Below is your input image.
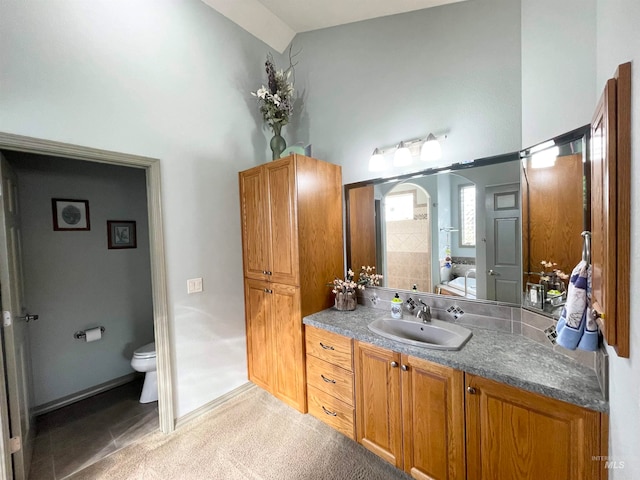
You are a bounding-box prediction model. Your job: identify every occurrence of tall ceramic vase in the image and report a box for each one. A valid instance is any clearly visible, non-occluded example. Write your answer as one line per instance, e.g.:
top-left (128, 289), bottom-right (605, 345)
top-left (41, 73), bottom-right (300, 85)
top-left (270, 123), bottom-right (287, 160)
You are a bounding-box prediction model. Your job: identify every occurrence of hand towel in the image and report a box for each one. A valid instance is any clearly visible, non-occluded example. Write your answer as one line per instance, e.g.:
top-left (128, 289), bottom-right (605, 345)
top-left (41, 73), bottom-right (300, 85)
top-left (555, 260), bottom-right (598, 351)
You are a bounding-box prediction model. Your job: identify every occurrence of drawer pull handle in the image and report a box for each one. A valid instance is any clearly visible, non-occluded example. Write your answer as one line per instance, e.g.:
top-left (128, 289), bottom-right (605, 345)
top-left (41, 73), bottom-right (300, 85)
top-left (321, 374), bottom-right (336, 384)
top-left (319, 342), bottom-right (335, 350)
top-left (322, 406), bottom-right (338, 417)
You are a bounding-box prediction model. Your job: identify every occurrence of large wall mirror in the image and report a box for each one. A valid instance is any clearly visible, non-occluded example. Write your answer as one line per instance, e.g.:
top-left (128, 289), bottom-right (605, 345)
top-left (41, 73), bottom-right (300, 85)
top-left (346, 152), bottom-right (522, 305)
top-left (521, 125), bottom-right (590, 317)
top-left (345, 125), bottom-right (590, 312)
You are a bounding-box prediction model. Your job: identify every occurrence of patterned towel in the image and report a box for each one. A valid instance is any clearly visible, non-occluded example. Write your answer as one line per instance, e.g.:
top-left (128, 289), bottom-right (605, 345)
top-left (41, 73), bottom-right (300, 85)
top-left (555, 260), bottom-right (598, 351)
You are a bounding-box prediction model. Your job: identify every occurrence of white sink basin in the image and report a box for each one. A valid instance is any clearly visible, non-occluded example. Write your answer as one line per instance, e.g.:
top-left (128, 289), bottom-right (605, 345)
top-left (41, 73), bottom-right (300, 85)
top-left (368, 318), bottom-right (472, 351)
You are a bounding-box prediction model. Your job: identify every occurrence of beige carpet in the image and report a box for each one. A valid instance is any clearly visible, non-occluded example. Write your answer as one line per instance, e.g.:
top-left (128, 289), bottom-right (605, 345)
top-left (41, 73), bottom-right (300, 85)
top-left (68, 385), bottom-right (411, 480)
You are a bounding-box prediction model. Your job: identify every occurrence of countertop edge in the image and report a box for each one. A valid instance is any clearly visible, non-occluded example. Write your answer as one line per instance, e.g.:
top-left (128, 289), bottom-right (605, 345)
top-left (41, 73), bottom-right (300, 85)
top-left (303, 312), bottom-right (609, 414)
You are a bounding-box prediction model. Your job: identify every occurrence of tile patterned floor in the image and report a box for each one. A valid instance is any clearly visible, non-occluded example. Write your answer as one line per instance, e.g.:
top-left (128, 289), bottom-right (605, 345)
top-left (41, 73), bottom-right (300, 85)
top-left (29, 379), bottom-right (158, 480)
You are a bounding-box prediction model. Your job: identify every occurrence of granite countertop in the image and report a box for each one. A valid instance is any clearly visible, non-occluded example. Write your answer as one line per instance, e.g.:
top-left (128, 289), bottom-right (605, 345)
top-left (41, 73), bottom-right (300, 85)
top-left (303, 306), bottom-right (608, 413)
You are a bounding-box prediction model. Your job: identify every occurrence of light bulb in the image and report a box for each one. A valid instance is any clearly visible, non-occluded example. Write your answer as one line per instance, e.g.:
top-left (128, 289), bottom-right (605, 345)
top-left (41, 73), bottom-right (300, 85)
top-left (393, 141), bottom-right (412, 167)
top-left (420, 133), bottom-right (442, 162)
top-left (368, 148), bottom-right (386, 171)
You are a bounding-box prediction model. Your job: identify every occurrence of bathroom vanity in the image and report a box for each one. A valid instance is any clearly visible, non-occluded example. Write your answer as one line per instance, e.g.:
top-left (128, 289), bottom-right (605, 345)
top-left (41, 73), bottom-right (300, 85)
top-left (304, 306), bottom-right (607, 480)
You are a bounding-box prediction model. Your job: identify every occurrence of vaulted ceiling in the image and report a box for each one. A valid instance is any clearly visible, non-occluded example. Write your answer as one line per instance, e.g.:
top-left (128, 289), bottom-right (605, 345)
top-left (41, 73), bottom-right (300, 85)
top-left (201, 0), bottom-right (466, 52)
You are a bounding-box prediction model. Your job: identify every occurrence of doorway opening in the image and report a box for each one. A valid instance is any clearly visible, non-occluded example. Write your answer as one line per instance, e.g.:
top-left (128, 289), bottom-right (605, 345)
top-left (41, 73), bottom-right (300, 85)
top-left (0, 132), bottom-right (173, 480)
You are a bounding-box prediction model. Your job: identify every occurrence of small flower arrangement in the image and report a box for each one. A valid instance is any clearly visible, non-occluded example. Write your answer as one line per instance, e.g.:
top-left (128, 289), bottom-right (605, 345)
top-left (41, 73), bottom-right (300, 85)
top-left (539, 260), bottom-right (569, 294)
top-left (539, 260), bottom-right (569, 282)
top-left (330, 266), bottom-right (383, 294)
top-left (251, 51), bottom-right (296, 134)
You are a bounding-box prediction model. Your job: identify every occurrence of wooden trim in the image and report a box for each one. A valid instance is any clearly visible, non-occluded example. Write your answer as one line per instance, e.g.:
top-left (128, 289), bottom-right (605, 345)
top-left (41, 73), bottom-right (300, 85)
top-left (590, 78), bottom-right (618, 345)
top-left (613, 62), bottom-right (631, 358)
top-left (0, 131), bottom-right (175, 434)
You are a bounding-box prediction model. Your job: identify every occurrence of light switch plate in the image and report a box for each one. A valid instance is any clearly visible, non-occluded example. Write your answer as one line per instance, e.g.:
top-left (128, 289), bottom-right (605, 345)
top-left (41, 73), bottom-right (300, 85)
top-left (187, 278), bottom-right (203, 294)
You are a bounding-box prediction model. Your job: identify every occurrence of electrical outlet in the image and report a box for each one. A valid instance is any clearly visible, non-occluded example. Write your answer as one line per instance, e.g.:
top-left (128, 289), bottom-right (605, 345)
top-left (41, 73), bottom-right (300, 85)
top-left (187, 278), bottom-right (203, 294)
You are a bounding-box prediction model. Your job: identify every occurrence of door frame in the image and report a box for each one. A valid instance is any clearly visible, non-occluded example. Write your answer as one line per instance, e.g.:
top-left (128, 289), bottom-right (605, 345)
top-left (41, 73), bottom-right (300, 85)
top-left (0, 131), bottom-right (174, 476)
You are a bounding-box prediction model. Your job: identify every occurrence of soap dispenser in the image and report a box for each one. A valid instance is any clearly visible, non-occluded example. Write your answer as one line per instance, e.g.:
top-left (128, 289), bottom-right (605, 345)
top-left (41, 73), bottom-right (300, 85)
top-left (391, 293), bottom-right (403, 319)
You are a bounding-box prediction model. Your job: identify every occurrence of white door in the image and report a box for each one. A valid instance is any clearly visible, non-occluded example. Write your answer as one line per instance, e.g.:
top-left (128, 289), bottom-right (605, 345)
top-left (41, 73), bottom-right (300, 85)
top-left (0, 153), bottom-right (34, 480)
top-left (485, 183), bottom-right (521, 303)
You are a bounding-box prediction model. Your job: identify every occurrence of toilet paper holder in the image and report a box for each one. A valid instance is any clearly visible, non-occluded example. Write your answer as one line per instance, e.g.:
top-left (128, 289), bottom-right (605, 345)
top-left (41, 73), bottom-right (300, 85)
top-left (74, 326), bottom-right (105, 340)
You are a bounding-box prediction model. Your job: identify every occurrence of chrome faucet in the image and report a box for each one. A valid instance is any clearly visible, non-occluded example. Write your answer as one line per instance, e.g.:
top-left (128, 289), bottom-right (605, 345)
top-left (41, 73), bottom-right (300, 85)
top-left (416, 299), bottom-right (432, 323)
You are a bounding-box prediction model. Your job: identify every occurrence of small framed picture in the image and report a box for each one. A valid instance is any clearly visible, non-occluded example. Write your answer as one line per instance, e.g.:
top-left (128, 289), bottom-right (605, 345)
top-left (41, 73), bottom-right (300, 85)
top-left (525, 282), bottom-right (544, 310)
top-left (52, 199), bottom-right (90, 231)
top-left (107, 221), bottom-right (137, 249)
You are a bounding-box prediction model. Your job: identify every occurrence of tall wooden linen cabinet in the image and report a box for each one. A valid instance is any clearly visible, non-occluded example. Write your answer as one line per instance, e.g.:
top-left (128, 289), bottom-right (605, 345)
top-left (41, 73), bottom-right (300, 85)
top-left (239, 154), bottom-right (344, 412)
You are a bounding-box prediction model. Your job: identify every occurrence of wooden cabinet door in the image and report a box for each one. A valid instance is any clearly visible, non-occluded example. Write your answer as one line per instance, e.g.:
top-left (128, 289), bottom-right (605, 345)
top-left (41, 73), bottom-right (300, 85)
top-left (465, 374), bottom-right (601, 480)
top-left (239, 166), bottom-right (269, 281)
top-left (244, 278), bottom-right (273, 390)
top-left (354, 341), bottom-right (403, 468)
top-left (265, 159), bottom-right (299, 286)
top-left (270, 283), bottom-right (305, 411)
top-left (401, 355), bottom-right (465, 480)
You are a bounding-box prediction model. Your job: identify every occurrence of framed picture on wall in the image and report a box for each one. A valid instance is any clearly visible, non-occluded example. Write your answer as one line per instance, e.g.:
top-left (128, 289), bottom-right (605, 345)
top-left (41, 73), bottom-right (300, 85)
top-left (52, 198), bottom-right (90, 231)
top-left (107, 221), bottom-right (137, 249)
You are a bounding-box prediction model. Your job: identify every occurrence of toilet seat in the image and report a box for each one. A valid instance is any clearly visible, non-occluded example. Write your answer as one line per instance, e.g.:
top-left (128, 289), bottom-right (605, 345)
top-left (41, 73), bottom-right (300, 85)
top-left (133, 342), bottom-right (156, 359)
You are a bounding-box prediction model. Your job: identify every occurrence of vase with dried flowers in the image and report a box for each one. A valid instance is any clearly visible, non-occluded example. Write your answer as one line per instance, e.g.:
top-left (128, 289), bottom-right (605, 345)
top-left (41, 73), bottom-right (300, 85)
top-left (251, 48), bottom-right (297, 160)
top-left (329, 266), bottom-right (383, 311)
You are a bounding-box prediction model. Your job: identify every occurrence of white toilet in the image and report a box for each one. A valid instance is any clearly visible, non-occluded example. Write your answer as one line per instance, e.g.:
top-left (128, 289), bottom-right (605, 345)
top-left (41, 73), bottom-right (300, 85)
top-left (131, 342), bottom-right (158, 403)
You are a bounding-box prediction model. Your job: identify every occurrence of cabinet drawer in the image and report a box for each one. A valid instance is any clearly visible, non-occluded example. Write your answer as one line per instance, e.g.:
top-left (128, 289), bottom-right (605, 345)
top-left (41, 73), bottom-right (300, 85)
top-left (307, 385), bottom-right (355, 440)
top-left (306, 355), bottom-right (354, 406)
top-left (305, 326), bottom-right (353, 370)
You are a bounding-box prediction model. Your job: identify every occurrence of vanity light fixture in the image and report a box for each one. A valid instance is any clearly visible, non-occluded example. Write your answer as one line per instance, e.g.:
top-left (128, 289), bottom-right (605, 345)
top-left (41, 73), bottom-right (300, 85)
top-left (393, 141), bottom-right (413, 167)
top-left (369, 132), bottom-right (447, 171)
top-left (420, 133), bottom-right (442, 162)
top-left (368, 148), bottom-right (386, 172)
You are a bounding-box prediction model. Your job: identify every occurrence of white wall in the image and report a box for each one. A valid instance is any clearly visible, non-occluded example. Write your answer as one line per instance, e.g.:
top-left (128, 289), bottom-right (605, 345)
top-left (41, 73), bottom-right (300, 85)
top-left (10, 154), bottom-right (153, 406)
top-left (521, 0), bottom-right (597, 147)
top-left (290, 0), bottom-right (522, 185)
top-left (596, 0), bottom-right (640, 476)
top-left (0, 0), bottom-right (279, 417)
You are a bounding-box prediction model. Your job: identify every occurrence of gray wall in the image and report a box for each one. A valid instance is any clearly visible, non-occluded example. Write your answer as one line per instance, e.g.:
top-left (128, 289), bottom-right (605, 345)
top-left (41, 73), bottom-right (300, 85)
top-left (596, 0), bottom-right (640, 476)
top-left (0, 0), bottom-right (279, 417)
top-left (290, 0), bottom-right (522, 185)
top-left (9, 154), bottom-right (153, 406)
top-left (521, 0), bottom-right (596, 147)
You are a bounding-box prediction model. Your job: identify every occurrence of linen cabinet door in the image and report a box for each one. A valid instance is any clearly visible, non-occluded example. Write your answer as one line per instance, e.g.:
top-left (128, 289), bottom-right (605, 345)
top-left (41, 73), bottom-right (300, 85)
top-left (465, 374), bottom-right (602, 480)
top-left (354, 341), bottom-right (403, 468)
top-left (243, 278), bottom-right (273, 391)
top-left (265, 158), bottom-right (299, 286)
top-left (239, 166), bottom-right (269, 281)
top-left (270, 283), bottom-right (306, 412)
top-left (401, 355), bottom-right (465, 480)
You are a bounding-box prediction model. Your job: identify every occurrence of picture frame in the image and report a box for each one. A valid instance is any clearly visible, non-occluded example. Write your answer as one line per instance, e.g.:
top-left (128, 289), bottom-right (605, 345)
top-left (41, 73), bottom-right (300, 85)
top-left (107, 221), bottom-right (137, 249)
top-left (52, 198), bottom-right (90, 231)
top-left (524, 282), bottom-right (545, 310)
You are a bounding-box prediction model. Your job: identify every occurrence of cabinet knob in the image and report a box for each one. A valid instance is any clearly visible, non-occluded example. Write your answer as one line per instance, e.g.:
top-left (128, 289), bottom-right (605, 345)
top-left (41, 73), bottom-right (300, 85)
top-left (266, 271), bottom-right (272, 276)
top-left (467, 386), bottom-right (477, 394)
top-left (390, 361), bottom-right (398, 368)
top-left (401, 364), bottom-right (409, 371)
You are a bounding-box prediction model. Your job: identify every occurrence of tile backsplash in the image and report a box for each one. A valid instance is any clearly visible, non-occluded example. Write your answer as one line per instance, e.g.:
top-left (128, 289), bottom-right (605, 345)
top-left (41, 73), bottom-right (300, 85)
top-left (360, 287), bottom-right (607, 398)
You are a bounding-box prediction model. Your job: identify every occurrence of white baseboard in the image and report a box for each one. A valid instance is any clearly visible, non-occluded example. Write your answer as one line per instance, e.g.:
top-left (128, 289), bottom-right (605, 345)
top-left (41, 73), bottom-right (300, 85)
top-left (175, 382), bottom-right (255, 430)
top-left (33, 372), bottom-right (141, 416)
